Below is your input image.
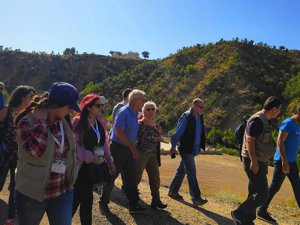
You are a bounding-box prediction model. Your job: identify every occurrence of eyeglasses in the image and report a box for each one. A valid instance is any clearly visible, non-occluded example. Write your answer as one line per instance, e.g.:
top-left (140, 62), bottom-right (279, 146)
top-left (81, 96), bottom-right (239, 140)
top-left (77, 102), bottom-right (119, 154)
top-left (93, 104), bottom-right (104, 108)
top-left (146, 108), bottom-right (156, 111)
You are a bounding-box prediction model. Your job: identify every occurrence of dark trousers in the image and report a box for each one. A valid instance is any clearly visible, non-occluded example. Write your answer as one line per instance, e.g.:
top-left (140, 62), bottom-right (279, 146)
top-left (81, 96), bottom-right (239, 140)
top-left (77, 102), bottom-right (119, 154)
top-left (72, 165), bottom-right (93, 225)
top-left (0, 166), bottom-right (16, 219)
top-left (100, 141), bottom-right (139, 207)
top-left (259, 161), bottom-right (300, 211)
top-left (234, 157), bottom-right (269, 223)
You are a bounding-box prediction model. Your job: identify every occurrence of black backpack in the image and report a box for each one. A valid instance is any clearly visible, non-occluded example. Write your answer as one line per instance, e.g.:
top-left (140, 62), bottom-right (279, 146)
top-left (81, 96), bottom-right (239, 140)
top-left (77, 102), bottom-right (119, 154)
top-left (235, 121), bottom-right (247, 152)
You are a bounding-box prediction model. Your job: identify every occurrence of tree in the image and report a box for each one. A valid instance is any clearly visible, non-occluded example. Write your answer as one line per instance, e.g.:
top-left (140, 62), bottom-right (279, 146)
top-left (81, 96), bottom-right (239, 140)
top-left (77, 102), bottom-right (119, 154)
top-left (63, 47), bottom-right (76, 55)
top-left (141, 51), bottom-right (150, 59)
top-left (109, 51), bottom-right (115, 56)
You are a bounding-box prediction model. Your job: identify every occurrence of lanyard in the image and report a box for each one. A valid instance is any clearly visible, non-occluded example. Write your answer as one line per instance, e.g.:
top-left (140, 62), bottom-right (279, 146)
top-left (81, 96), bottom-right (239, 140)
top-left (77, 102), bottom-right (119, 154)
top-left (89, 119), bottom-right (100, 144)
top-left (52, 120), bottom-right (65, 154)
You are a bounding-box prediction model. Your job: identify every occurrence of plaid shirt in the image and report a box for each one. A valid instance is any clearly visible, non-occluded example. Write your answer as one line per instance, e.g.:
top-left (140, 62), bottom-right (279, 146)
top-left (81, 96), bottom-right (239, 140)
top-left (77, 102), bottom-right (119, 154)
top-left (18, 115), bottom-right (69, 199)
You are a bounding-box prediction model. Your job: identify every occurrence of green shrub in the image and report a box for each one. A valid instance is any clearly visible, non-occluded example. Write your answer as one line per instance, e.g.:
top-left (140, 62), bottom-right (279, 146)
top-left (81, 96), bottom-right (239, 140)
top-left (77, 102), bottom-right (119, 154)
top-left (216, 144), bottom-right (239, 156)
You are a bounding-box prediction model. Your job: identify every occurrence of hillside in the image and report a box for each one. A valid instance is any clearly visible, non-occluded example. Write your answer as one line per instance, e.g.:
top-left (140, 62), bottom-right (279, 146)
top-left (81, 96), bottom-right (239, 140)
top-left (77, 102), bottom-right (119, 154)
top-left (83, 40), bottom-right (300, 131)
top-left (0, 50), bottom-right (142, 91)
top-left (1, 40), bottom-right (300, 133)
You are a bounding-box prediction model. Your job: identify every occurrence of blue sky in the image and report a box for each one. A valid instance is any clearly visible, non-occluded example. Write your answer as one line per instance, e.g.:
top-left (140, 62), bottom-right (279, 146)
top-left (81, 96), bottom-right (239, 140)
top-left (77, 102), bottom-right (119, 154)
top-left (1, 0), bottom-right (299, 59)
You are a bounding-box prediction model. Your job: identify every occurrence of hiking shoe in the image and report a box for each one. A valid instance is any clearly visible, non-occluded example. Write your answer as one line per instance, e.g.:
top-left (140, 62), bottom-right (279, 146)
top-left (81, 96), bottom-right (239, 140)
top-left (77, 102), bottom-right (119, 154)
top-left (99, 202), bottom-right (111, 215)
top-left (151, 201), bottom-right (168, 209)
top-left (168, 192), bottom-right (183, 200)
top-left (129, 204), bottom-right (147, 214)
top-left (192, 197), bottom-right (208, 207)
top-left (231, 211), bottom-right (242, 225)
top-left (257, 210), bottom-right (277, 224)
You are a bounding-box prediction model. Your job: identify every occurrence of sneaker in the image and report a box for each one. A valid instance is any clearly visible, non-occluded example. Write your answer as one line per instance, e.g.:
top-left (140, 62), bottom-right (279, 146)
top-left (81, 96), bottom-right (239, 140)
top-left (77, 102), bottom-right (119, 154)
top-left (192, 197), bottom-right (208, 207)
top-left (129, 204), bottom-right (147, 214)
top-left (168, 192), bottom-right (183, 200)
top-left (151, 201), bottom-right (168, 209)
top-left (257, 210), bottom-right (277, 224)
top-left (99, 202), bottom-right (111, 215)
top-left (231, 211), bottom-right (242, 225)
top-left (4, 219), bottom-right (17, 225)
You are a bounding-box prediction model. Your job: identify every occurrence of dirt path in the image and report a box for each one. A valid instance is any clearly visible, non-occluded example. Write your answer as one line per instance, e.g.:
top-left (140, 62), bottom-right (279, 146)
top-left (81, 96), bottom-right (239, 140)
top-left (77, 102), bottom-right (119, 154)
top-left (1, 153), bottom-right (299, 225)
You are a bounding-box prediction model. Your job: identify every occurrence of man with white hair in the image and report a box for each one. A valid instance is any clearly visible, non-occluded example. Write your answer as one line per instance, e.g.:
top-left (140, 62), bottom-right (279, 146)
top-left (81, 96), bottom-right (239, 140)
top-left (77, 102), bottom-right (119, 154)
top-left (100, 89), bottom-right (146, 214)
top-left (0, 82), bottom-right (6, 109)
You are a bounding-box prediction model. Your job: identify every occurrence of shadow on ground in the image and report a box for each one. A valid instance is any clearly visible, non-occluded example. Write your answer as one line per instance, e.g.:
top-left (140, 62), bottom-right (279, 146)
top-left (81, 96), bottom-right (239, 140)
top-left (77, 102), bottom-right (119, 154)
top-left (94, 186), bottom-right (185, 225)
top-left (169, 198), bottom-right (234, 225)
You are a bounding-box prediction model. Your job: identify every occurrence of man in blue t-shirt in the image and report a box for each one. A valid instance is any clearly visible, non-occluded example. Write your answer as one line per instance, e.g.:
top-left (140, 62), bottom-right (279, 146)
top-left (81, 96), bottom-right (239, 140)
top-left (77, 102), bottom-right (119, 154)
top-left (258, 105), bottom-right (300, 223)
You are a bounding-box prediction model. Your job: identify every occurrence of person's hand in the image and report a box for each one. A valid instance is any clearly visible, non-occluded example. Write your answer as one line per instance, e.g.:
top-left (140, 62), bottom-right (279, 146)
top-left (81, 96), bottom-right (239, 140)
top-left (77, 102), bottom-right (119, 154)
top-left (169, 148), bottom-right (176, 155)
top-left (153, 136), bottom-right (163, 142)
top-left (250, 160), bottom-right (259, 174)
top-left (32, 109), bottom-right (47, 120)
top-left (130, 145), bottom-right (140, 159)
top-left (282, 160), bottom-right (290, 174)
top-left (108, 163), bottom-right (116, 175)
top-left (154, 124), bottom-right (162, 134)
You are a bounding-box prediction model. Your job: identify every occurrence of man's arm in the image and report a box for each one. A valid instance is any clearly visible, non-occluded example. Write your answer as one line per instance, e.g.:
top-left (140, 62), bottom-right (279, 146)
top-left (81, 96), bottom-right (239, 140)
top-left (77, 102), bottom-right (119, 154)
top-left (170, 115), bottom-right (187, 155)
top-left (115, 127), bottom-right (139, 159)
top-left (245, 118), bottom-right (263, 174)
top-left (277, 130), bottom-right (289, 174)
top-left (246, 135), bottom-right (259, 173)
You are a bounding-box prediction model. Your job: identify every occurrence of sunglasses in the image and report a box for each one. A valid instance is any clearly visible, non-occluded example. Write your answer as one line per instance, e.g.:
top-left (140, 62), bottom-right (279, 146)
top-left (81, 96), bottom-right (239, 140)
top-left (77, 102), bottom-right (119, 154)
top-left (146, 108), bottom-right (156, 111)
top-left (93, 103), bottom-right (104, 108)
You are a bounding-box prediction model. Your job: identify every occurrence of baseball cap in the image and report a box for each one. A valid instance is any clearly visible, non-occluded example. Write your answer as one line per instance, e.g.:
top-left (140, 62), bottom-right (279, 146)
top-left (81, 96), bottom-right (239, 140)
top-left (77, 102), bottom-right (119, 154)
top-left (48, 82), bottom-right (81, 112)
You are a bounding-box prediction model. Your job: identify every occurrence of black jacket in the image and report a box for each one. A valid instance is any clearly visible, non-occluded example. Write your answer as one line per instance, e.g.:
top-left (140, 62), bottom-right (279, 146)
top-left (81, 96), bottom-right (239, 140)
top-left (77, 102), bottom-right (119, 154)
top-left (178, 109), bottom-right (206, 153)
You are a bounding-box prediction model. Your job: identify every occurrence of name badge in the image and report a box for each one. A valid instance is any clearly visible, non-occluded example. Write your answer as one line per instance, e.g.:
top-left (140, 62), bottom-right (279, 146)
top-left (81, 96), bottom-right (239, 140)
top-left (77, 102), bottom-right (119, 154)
top-left (51, 158), bottom-right (67, 174)
top-left (94, 146), bottom-right (105, 157)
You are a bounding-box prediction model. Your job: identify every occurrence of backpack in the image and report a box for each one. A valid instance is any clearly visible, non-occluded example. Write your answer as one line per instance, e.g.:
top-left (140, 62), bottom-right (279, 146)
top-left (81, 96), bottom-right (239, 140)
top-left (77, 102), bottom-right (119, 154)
top-left (235, 121), bottom-right (247, 151)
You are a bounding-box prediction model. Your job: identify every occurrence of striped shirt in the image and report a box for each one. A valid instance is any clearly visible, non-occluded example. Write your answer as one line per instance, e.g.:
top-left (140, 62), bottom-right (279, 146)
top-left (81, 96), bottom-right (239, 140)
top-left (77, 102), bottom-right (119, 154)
top-left (18, 115), bottom-right (69, 199)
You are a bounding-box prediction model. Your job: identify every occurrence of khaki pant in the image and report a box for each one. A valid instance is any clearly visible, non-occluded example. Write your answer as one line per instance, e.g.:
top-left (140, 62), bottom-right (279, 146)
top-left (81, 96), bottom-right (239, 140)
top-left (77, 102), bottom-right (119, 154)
top-left (136, 151), bottom-right (161, 203)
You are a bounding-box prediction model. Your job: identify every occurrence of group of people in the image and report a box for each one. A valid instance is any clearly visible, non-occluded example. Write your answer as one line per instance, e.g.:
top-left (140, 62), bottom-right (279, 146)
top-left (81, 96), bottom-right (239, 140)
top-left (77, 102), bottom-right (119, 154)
top-left (0, 81), bottom-right (299, 225)
top-left (231, 96), bottom-right (300, 225)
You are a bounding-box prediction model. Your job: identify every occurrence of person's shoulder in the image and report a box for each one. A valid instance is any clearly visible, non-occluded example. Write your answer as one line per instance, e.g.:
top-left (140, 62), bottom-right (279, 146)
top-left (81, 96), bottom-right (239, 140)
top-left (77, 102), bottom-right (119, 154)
top-left (282, 117), bottom-right (293, 124)
top-left (280, 117), bottom-right (294, 128)
top-left (249, 116), bottom-right (263, 124)
top-left (181, 109), bottom-right (191, 117)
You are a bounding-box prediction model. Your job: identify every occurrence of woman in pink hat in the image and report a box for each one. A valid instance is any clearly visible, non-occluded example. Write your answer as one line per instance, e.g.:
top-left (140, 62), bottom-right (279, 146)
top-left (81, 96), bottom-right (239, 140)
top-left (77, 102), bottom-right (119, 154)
top-left (72, 93), bottom-right (115, 225)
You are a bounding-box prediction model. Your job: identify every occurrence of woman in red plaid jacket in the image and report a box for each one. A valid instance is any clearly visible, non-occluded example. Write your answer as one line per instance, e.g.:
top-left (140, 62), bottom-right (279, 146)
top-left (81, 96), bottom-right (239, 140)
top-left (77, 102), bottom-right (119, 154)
top-left (14, 82), bottom-right (81, 225)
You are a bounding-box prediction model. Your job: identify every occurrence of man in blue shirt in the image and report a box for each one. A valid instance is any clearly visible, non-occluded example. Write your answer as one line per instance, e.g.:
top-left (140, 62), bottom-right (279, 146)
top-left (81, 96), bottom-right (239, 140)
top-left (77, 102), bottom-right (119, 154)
top-left (100, 89), bottom-right (146, 214)
top-left (0, 82), bottom-right (6, 109)
top-left (168, 98), bottom-right (208, 207)
top-left (257, 105), bottom-right (300, 223)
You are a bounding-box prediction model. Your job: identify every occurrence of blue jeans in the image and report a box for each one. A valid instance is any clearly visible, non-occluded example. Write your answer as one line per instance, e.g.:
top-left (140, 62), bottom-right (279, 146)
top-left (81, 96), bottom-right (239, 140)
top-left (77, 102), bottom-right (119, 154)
top-left (260, 161), bottom-right (300, 211)
top-left (169, 152), bottom-right (201, 200)
top-left (16, 188), bottom-right (74, 225)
